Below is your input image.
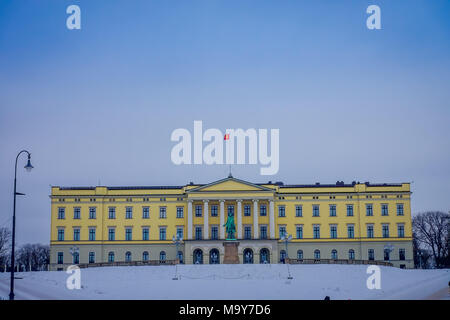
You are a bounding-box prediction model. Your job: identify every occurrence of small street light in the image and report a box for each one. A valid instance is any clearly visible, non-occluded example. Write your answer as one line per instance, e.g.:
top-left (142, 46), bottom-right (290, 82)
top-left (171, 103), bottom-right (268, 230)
top-left (172, 234), bottom-right (183, 280)
top-left (9, 150), bottom-right (33, 301)
top-left (280, 233), bottom-right (293, 279)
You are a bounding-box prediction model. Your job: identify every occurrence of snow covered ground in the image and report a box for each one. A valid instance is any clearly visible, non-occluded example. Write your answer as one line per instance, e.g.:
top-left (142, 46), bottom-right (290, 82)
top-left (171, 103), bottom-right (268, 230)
top-left (0, 264), bottom-right (448, 300)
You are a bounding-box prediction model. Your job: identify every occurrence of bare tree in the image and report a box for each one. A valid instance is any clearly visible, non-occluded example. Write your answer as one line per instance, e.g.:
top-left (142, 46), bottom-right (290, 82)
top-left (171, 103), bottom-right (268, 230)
top-left (16, 243), bottom-right (50, 271)
top-left (413, 211), bottom-right (450, 268)
top-left (0, 227), bottom-right (11, 271)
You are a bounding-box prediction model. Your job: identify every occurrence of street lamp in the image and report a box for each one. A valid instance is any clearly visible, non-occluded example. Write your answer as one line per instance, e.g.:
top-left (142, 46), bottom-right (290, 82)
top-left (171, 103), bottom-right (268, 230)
top-left (172, 234), bottom-right (183, 280)
top-left (280, 233), bottom-right (293, 279)
top-left (9, 150), bottom-right (33, 300)
top-left (384, 243), bottom-right (395, 264)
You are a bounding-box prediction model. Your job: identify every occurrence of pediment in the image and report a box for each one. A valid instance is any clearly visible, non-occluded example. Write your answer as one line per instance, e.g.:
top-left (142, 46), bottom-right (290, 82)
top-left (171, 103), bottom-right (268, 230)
top-left (187, 177), bottom-right (274, 193)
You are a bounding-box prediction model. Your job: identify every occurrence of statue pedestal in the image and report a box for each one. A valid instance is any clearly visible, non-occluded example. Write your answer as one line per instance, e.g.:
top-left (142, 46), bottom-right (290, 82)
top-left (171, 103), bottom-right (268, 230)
top-left (223, 241), bottom-right (240, 264)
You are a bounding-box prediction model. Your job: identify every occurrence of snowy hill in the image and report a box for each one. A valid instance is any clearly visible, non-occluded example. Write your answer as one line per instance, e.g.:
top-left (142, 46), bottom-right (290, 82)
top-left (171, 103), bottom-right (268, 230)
top-left (0, 264), bottom-right (448, 300)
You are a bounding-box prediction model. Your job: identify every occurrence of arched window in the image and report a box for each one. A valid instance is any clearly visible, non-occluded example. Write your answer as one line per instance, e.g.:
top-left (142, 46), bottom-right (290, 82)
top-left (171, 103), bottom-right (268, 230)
top-left (209, 249), bottom-right (220, 264)
top-left (73, 252), bottom-right (79, 264)
top-left (297, 250), bottom-right (303, 260)
top-left (108, 251), bottom-right (115, 263)
top-left (160, 251), bottom-right (166, 261)
top-left (125, 251), bottom-right (132, 262)
top-left (314, 249), bottom-right (321, 260)
top-left (243, 248), bottom-right (253, 264)
top-left (349, 249), bottom-right (355, 260)
top-left (260, 248), bottom-right (270, 264)
top-left (331, 249), bottom-right (338, 260)
top-left (177, 251), bottom-right (184, 264)
top-left (89, 252), bottom-right (95, 264)
top-left (193, 249), bottom-right (203, 264)
top-left (279, 250), bottom-right (286, 263)
top-left (142, 251), bottom-right (149, 261)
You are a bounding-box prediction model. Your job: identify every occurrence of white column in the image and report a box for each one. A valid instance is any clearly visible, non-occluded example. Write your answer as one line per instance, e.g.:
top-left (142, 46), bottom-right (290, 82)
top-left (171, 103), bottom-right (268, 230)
top-left (237, 200), bottom-right (242, 239)
top-left (203, 200), bottom-right (209, 239)
top-left (219, 200), bottom-right (225, 239)
top-left (269, 200), bottom-right (275, 239)
top-left (253, 199), bottom-right (259, 239)
top-left (187, 200), bottom-right (193, 240)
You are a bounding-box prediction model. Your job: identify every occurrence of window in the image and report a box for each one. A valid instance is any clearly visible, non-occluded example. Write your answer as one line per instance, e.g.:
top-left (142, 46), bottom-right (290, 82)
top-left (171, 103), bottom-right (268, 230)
top-left (57, 252), bottom-right (63, 264)
top-left (260, 205), bottom-right (267, 216)
top-left (366, 204), bottom-right (373, 216)
top-left (57, 229), bottom-right (64, 241)
top-left (195, 226), bottom-right (202, 240)
top-left (382, 225), bottom-right (389, 238)
top-left (176, 227), bottom-right (183, 240)
top-left (397, 204), bottom-right (404, 216)
top-left (368, 249), bottom-right (375, 261)
top-left (296, 225), bottom-right (303, 239)
top-left (279, 250), bottom-right (286, 263)
top-left (108, 207), bottom-right (116, 219)
top-left (297, 250), bottom-right (303, 260)
top-left (89, 252), bottom-right (95, 264)
top-left (279, 226), bottom-right (286, 238)
top-left (125, 228), bottom-right (132, 241)
top-left (126, 207), bottom-right (133, 219)
top-left (143, 251), bottom-right (149, 261)
top-left (329, 205), bottom-right (336, 217)
top-left (142, 207), bottom-right (149, 219)
top-left (295, 205), bottom-right (302, 217)
top-left (89, 228), bottom-right (96, 241)
top-left (108, 252), bottom-right (115, 262)
top-left (108, 228), bottom-right (115, 241)
top-left (159, 207), bottom-right (167, 219)
top-left (348, 249), bottom-right (355, 260)
top-left (160, 251), bottom-right (166, 261)
top-left (142, 227), bottom-right (149, 240)
top-left (278, 206), bottom-right (285, 217)
top-left (73, 228), bottom-right (80, 241)
top-left (330, 225), bottom-right (337, 239)
top-left (347, 225), bottom-right (355, 239)
top-left (58, 208), bottom-right (65, 219)
top-left (73, 252), bottom-right (79, 264)
top-left (367, 225), bottom-right (374, 238)
top-left (384, 249), bottom-right (390, 261)
top-left (244, 205), bottom-right (251, 216)
top-left (260, 226), bottom-right (267, 239)
top-left (159, 227), bottom-right (166, 240)
top-left (176, 207), bottom-right (184, 218)
top-left (331, 249), bottom-right (338, 260)
top-left (314, 250), bottom-right (320, 259)
top-left (313, 205), bottom-right (320, 217)
top-left (89, 207), bottom-right (96, 219)
top-left (399, 249), bottom-right (406, 261)
top-left (313, 225), bottom-right (320, 239)
top-left (381, 204), bottom-right (389, 216)
top-left (195, 205), bottom-right (202, 217)
top-left (347, 205), bottom-right (353, 217)
top-left (210, 205), bottom-right (218, 217)
top-left (73, 207), bottom-right (81, 219)
top-left (397, 224), bottom-right (405, 238)
top-left (211, 226), bottom-right (218, 240)
top-left (125, 251), bottom-right (132, 262)
top-left (244, 226), bottom-right (252, 239)
top-left (227, 205), bottom-right (234, 216)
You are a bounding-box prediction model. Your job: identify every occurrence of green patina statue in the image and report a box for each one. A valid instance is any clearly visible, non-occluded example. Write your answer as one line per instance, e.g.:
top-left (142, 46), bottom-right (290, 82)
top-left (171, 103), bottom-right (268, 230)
top-left (223, 212), bottom-right (236, 240)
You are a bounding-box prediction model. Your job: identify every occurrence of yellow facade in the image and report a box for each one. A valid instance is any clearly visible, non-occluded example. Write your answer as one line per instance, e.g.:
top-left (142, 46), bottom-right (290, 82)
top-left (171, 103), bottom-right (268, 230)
top-left (50, 177), bottom-right (413, 268)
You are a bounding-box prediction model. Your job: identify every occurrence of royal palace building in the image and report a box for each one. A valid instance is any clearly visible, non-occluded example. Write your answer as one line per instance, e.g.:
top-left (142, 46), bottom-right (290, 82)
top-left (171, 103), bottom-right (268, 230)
top-left (49, 176), bottom-right (414, 270)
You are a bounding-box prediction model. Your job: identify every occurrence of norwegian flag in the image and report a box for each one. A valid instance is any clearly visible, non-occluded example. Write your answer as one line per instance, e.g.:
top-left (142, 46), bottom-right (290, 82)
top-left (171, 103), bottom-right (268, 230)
top-left (224, 133), bottom-right (230, 140)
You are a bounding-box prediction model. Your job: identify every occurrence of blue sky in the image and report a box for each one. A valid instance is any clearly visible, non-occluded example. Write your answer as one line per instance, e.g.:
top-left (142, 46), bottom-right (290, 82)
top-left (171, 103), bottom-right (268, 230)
top-left (0, 0), bottom-right (449, 244)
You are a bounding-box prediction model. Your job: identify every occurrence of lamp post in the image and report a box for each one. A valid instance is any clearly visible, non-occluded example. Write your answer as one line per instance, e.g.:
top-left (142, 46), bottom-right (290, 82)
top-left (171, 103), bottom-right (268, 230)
top-left (384, 243), bottom-right (394, 265)
top-left (280, 233), bottom-right (293, 279)
top-left (9, 150), bottom-right (33, 300)
top-left (172, 234), bottom-right (183, 280)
